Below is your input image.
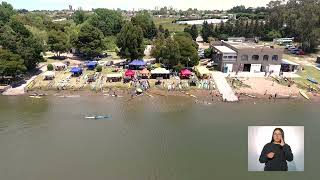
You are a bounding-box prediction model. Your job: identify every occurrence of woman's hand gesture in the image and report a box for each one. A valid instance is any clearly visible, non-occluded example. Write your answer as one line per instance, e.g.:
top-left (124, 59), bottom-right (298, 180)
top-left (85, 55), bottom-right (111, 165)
top-left (267, 152), bottom-right (275, 159)
top-left (280, 136), bottom-right (285, 146)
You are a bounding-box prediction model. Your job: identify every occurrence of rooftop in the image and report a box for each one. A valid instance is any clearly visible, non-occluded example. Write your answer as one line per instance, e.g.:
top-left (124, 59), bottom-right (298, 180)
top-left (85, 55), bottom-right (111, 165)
top-left (214, 46), bottom-right (236, 54)
top-left (226, 42), bottom-right (282, 50)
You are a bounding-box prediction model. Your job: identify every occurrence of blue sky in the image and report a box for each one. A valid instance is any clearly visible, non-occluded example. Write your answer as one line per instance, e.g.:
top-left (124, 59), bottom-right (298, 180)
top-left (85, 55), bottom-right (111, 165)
top-left (1, 0), bottom-right (272, 11)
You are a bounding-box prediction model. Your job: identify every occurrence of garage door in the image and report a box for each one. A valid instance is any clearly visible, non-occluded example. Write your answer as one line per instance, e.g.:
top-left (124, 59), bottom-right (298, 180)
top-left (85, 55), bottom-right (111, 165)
top-left (250, 64), bottom-right (261, 73)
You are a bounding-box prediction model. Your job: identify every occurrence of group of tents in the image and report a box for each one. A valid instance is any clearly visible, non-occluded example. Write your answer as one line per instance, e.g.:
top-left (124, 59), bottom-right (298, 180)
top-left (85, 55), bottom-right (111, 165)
top-left (44, 59), bottom-right (211, 81)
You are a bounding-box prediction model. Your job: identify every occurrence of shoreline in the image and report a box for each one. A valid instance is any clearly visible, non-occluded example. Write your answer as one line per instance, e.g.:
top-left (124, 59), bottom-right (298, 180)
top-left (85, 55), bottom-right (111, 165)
top-left (4, 86), bottom-right (320, 103)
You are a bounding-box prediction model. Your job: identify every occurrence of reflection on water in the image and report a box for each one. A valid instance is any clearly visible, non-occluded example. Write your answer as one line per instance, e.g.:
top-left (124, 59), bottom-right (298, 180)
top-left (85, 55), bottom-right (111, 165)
top-left (0, 96), bottom-right (319, 179)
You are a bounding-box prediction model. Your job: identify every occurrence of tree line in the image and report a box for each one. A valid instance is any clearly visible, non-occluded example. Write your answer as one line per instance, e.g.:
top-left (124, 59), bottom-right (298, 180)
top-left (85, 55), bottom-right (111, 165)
top-left (0, 2), bottom-right (162, 79)
top-left (201, 0), bottom-right (320, 53)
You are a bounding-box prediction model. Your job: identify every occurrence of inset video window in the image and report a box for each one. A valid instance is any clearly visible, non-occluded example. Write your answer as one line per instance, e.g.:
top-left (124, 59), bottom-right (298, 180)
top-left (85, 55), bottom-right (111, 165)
top-left (248, 126), bottom-right (304, 171)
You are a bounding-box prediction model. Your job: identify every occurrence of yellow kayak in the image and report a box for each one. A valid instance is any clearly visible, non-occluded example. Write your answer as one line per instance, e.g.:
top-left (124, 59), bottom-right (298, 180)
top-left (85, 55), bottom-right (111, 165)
top-left (299, 90), bottom-right (310, 100)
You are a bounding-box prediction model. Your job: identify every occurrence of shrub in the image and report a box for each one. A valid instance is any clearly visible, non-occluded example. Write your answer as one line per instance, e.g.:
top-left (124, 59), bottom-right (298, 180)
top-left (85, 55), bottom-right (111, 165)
top-left (204, 48), bottom-right (213, 58)
top-left (47, 64), bottom-right (54, 71)
top-left (96, 65), bottom-right (102, 72)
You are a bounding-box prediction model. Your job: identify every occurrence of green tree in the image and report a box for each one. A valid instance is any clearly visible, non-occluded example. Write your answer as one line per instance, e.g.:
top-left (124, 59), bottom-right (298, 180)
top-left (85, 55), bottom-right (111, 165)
top-left (0, 19), bottom-right (44, 70)
top-left (174, 34), bottom-right (199, 67)
top-left (184, 24), bottom-right (198, 41)
top-left (201, 21), bottom-right (210, 42)
top-left (88, 9), bottom-right (123, 36)
top-left (204, 48), bottom-right (213, 58)
top-left (160, 38), bottom-right (181, 68)
top-left (65, 23), bottom-right (80, 49)
top-left (116, 22), bottom-right (145, 60)
top-left (72, 10), bottom-right (87, 25)
top-left (151, 33), bottom-right (165, 60)
top-left (26, 25), bottom-right (48, 51)
top-left (75, 23), bottom-right (104, 58)
top-left (47, 30), bottom-right (68, 57)
top-left (0, 2), bottom-right (15, 24)
top-left (0, 49), bottom-right (26, 77)
top-left (266, 30), bottom-right (282, 41)
top-left (131, 12), bottom-right (157, 39)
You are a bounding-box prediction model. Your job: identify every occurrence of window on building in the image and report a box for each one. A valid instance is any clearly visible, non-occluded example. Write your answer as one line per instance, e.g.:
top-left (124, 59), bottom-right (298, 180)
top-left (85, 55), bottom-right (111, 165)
top-left (272, 55), bottom-right (279, 61)
top-left (241, 55), bottom-right (248, 61)
top-left (252, 55), bottom-right (259, 61)
top-left (223, 56), bottom-right (227, 59)
top-left (228, 56), bottom-right (233, 59)
top-left (233, 56), bottom-right (237, 59)
top-left (263, 55), bottom-right (269, 61)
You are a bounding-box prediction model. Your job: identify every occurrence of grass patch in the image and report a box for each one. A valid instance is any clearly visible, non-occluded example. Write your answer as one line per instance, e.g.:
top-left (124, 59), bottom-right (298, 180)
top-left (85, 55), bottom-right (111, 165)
top-left (154, 17), bottom-right (188, 33)
top-left (295, 66), bottom-right (320, 91)
top-left (227, 77), bottom-right (251, 89)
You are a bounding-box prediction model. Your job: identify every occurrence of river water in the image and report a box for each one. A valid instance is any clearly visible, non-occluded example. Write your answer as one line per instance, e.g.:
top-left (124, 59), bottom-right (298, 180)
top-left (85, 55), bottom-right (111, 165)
top-left (0, 96), bottom-right (319, 180)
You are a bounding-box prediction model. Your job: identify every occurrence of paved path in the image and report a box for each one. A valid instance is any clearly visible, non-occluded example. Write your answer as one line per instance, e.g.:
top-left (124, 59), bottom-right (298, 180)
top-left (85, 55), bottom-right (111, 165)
top-left (212, 71), bottom-right (239, 102)
top-left (2, 65), bottom-right (47, 96)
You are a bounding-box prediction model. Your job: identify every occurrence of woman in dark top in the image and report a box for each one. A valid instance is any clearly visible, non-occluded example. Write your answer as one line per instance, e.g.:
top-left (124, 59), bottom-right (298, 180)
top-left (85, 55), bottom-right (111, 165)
top-left (259, 128), bottom-right (294, 171)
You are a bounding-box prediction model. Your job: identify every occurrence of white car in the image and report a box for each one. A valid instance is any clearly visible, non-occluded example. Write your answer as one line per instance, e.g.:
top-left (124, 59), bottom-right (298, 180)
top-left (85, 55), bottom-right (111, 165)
top-left (285, 44), bottom-right (294, 49)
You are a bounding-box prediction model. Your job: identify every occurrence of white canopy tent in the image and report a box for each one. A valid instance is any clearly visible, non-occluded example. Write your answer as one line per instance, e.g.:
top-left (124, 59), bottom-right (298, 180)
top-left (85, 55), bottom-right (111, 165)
top-left (150, 68), bottom-right (170, 74)
top-left (42, 71), bottom-right (55, 80)
top-left (106, 73), bottom-right (123, 78)
top-left (52, 62), bottom-right (66, 71)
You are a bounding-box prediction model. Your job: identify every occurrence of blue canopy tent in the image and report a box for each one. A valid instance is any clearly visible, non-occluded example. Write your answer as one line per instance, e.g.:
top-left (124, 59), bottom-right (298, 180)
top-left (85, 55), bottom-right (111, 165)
top-left (129, 60), bottom-right (146, 70)
top-left (87, 61), bottom-right (97, 70)
top-left (70, 67), bottom-right (82, 76)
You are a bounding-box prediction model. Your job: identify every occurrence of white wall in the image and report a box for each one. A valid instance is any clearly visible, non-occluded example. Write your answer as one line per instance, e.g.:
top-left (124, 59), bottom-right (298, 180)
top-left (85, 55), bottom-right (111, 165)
top-left (268, 65), bottom-right (281, 74)
top-left (248, 126), bottom-right (304, 171)
top-left (250, 64), bottom-right (261, 73)
top-left (226, 64), bottom-right (233, 73)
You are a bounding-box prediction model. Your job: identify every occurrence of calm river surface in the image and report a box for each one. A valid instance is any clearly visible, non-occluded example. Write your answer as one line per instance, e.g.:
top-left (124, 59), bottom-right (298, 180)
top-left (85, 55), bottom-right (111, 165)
top-left (0, 96), bottom-right (319, 180)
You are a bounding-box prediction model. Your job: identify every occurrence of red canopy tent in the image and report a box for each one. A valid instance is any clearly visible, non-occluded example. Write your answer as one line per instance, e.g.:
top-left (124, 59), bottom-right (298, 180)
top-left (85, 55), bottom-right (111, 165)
top-left (180, 69), bottom-right (192, 77)
top-left (125, 69), bottom-right (135, 77)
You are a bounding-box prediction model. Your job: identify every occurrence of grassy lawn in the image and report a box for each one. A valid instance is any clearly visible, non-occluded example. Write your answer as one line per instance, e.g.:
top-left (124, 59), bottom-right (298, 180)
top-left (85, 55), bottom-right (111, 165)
top-left (101, 67), bottom-right (124, 74)
top-left (104, 51), bottom-right (121, 60)
top-left (295, 66), bottom-right (320, 90)
top-left (154, 17), bottom-right (188, 32)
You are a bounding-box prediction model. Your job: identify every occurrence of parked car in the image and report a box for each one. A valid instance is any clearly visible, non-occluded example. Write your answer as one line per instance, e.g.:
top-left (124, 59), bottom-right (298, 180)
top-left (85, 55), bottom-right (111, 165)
top-left (290, 48), bottom-right (300, 54)
top-left (295, 50), bottom-right (305, 55)
top-left (288, 46), bottom-right (297, 51)
top-left (285, 44), bottom-right (294, 49)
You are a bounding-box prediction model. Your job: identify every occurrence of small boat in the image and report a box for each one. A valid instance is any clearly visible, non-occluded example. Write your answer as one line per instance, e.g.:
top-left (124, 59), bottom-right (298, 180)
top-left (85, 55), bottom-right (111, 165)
top-left (85, 115), bottom-right (110, 119)
top-left (189, 94), bottom-right (197, 98)
top-left (29, 95), bottom-right (42, 99)
top-left (299, 90), bottom-right (310, 100)
top-left (307, 77), bottom-right (318, 84)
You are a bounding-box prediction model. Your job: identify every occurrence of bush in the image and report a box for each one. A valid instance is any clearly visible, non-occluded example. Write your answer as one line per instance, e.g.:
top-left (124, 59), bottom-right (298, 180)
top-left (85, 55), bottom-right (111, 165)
top-left (204, 48), bottom-right (213, 58)
top-left (173, 63), bottom-right (185, 72)
top-left (96, 65), bottom-right (102, 72)
top-left (47, 64), bottom-right (54, 71)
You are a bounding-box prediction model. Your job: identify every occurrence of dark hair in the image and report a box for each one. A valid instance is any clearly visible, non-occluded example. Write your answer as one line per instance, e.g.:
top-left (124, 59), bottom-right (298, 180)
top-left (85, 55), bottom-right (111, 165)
top-left (271, 128), bottom-right (285, 143)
